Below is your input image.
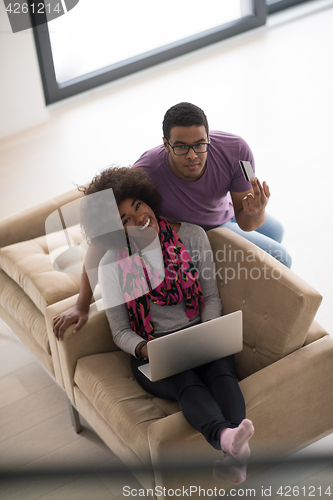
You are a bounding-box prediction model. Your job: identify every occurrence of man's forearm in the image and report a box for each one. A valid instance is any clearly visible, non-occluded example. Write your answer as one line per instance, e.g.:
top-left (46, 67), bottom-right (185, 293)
top-left (76, 265), bottom-right (96, 311)
top-left (76, 244), bottom-right (106, 310)
top-left (235, 209), bottom-right (266, 232)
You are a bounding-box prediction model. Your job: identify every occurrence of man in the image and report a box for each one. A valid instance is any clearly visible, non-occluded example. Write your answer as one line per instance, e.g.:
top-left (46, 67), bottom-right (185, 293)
top-left (53, 102), bottom-right (291, 339)
top-left (134, 102), bottom-right (290, 265)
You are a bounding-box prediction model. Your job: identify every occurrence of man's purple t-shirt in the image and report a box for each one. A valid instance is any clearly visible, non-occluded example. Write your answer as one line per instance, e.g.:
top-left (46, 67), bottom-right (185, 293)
top-left (134, 130), bottom-right (254, 230)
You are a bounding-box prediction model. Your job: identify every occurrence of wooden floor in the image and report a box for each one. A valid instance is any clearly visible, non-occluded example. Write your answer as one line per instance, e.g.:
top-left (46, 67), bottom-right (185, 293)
top-left (1, 1), bottom-right (333, 498)
top-left (0, 319), bottom-right (145, 499)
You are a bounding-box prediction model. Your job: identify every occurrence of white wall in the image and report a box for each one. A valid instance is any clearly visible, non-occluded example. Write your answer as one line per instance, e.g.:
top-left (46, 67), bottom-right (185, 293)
top-left (0, 2), bottom-right (49, 140)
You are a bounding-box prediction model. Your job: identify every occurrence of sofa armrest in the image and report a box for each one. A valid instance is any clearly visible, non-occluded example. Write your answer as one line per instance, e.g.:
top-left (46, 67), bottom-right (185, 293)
top-left (45, 297), bottom-right (117, 402)
top-left (239, 334), bottom-right (333, 457)
top-left (303, 319), bottom-right (328, 345)
top-left (0, 188), bottom-right (83, 248)
top-left (207, 228), bottom-right (323, 379)
top-left (148, 336), bottom-right (333, 471)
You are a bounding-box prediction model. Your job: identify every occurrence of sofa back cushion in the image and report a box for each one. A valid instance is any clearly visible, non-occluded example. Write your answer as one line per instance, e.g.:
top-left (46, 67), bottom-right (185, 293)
top-left (207, 228), bottom-right (322, 380)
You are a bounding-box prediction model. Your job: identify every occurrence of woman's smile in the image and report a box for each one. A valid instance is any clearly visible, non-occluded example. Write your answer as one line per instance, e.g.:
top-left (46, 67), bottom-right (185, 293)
top-left (118, 198), bottom-right (160, 248)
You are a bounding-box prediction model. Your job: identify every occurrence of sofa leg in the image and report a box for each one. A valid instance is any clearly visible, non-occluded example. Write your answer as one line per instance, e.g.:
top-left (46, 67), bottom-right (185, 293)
top-left (68, 400), bottom-right (82, 434)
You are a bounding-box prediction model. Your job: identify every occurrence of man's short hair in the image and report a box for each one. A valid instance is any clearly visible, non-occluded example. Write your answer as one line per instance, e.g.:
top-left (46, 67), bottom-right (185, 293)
top-left (162, 102), bottom-right (209, 141)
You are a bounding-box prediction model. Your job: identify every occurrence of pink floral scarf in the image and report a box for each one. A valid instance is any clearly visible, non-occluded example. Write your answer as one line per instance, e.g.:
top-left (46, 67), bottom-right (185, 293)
top-left (117, 218), bottom-right (205, 341)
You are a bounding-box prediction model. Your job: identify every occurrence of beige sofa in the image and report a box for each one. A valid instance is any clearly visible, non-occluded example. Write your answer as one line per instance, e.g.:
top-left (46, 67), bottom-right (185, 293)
top-left (1, 190), bottom-right (333, 497)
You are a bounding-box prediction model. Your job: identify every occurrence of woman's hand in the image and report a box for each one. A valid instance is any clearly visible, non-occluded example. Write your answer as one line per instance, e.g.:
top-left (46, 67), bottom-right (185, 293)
top-left (135, 341), bottom-right (148, 360)
top-left (140, 343), bottom-right (148, 359)
top-left (53, 305), bottom-right (89, 341)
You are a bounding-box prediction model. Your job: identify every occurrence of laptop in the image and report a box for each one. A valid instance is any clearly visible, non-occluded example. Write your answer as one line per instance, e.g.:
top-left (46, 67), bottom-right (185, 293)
top-left (138, 310), bottom-right (243, 381)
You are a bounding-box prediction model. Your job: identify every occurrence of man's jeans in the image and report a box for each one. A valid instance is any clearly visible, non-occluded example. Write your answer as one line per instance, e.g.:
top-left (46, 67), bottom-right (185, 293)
top-left (214, 213), bottom-right (292, 268)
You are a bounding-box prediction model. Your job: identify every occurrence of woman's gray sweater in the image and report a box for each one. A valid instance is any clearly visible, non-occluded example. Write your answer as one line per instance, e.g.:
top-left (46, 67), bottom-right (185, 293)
top-left (98, 222), bottom-right (222, 357)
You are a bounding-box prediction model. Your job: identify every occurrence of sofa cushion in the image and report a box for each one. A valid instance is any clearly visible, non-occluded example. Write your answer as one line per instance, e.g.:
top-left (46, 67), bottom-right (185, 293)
top-left (0, 225), bottom-right (84, 315)
top-left (74, 351), bottom-right (180, 464)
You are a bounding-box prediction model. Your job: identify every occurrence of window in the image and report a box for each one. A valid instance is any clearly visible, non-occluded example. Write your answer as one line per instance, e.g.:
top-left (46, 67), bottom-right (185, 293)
top-left (50, 1), bottom-right (256, 84)
top-left (33, 0), bottom-right (266, 104)
top-left (32, 0), bottom-right (312, 104)
top-left (32, 0), bottom-right (313, 105)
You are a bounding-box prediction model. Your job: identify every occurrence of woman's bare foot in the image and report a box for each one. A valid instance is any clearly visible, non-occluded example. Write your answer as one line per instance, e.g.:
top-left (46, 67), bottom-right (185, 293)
top-left (220, 419), bottom-right (254, 463)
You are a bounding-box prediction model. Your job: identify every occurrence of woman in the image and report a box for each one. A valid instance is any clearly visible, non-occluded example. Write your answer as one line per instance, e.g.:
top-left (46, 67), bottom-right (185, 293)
top-left (79, 166), bottom-right (254, 484)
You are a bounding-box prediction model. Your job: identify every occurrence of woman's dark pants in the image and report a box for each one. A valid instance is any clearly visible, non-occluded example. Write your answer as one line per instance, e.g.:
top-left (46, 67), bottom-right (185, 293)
top-left (131, 355), bottom-right (245, 450)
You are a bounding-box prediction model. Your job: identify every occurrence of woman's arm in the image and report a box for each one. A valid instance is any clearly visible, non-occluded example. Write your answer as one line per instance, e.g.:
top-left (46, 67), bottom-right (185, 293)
top-left (104, 303), bottom-right (146, 357)
top-left (99, 254), bottom-right (147, 358)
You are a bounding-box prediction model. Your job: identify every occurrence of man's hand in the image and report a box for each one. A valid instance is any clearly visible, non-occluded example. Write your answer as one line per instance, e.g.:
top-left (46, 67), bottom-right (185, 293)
top-left (242, 177), bottom-right (270, 218)
top-left (231, 177), bottom-right (270, 232)
top-left (53, 306), bottom-right (89, 341)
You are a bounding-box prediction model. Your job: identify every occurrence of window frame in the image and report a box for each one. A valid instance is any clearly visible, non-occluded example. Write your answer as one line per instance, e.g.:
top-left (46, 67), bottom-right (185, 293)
top-left (32, 0), bottom-right (267, 105)
top-left (267, 0), bottom-right (311, 14)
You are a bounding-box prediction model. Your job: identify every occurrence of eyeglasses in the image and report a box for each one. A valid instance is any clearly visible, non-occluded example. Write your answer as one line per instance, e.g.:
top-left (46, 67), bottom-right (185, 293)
top-left (167, 139), bottom-right (210, 156)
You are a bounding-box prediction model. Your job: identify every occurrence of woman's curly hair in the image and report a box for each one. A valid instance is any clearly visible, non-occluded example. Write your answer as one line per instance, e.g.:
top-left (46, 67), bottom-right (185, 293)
top-left (79, 166), bottom-right (162, 247)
